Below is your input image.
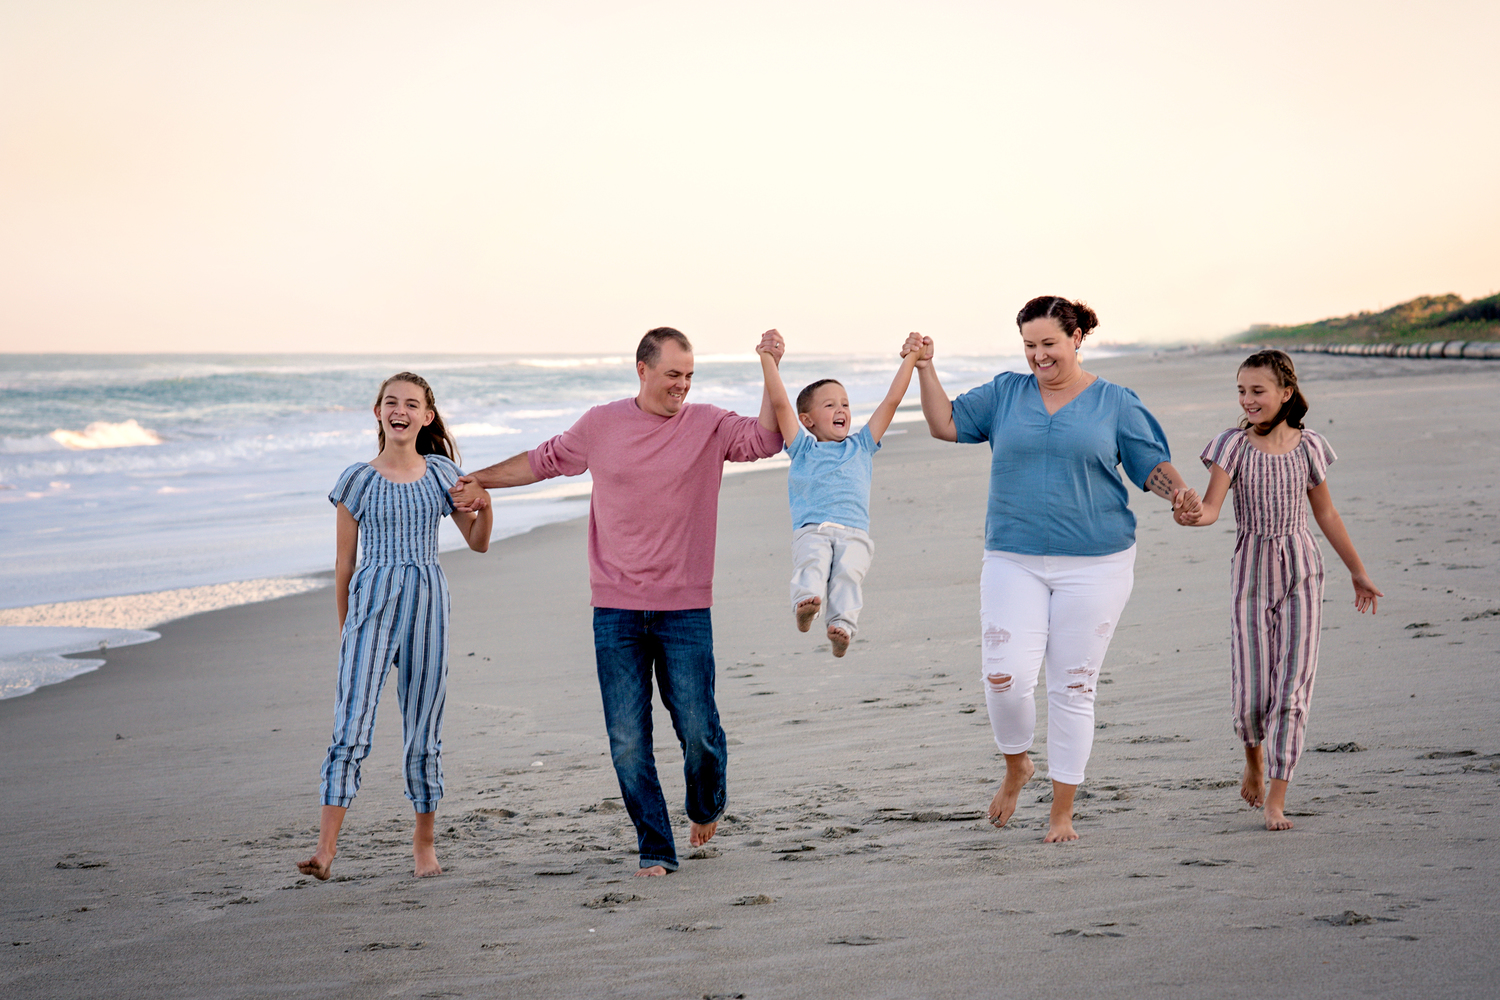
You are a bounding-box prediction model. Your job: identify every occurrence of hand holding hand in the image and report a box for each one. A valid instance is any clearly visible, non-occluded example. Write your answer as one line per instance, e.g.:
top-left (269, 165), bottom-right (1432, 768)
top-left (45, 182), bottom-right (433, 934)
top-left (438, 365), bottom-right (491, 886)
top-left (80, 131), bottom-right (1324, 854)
top-left (1173, 506), bottom-right (1203, 526)
top-left (757, 329), bottom-right (785, 363)
top-left (901, 332), bottom-right (934, 368)
top-left (1351, 573), bottom-right (1383, 614)
top-left (450, 475), bottom-right (490, 512)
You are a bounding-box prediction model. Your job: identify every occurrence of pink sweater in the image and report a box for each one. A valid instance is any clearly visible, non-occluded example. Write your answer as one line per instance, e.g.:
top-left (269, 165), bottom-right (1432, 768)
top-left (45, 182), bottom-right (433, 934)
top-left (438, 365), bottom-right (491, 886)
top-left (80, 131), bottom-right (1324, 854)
top-left (529, 398), bottom-right (782, 610)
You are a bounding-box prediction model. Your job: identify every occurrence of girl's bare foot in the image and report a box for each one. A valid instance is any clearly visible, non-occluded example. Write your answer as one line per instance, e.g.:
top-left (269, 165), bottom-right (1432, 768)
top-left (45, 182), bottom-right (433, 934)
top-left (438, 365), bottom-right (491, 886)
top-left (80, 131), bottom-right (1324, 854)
top-left (828, 625), bottom-right (850, 657)
top-left (296, 849), bottom-right (335, 881)
top-left (1264, 777), bottom-right (1293, 831)
top-left (795, 597), bottom-right (820, 632)
top-left (413, 810), bottom-right (443, 877)
top-left (1043, 781), bottom-right (1080, 843)
top-left (634, 865), bottom-right (669, 877)
top-left (1241, 745), bottom-right (1266, 808)
top-left (987, 752), bottom-right (1035, 828)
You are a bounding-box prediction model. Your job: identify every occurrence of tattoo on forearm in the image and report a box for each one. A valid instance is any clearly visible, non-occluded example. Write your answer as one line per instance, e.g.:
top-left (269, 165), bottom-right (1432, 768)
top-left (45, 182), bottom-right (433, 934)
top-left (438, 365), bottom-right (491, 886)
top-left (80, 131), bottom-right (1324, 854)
top-left (1147, 468), bottom-right (1175, 498)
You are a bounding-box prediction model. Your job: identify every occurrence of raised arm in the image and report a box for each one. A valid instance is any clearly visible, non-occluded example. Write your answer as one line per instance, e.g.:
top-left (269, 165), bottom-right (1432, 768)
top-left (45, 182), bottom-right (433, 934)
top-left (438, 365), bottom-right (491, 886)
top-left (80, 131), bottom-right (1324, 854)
top-left (903, 332), bottom-right (956, 442)
top-left (865, 344), bottom-right (921, 444)
top-left (1309, 481), bottom-right (1383, 613)
top-left (1175, 464), bottom-right (1229, 527)
top-left (756, 329), bottom-right (787, 433)
top-left (757, 332), bottom-right (802, 444)
top-left (451, 452), bottom-right (538, 511)
top-left (334, 503), bottom-right (358, 630)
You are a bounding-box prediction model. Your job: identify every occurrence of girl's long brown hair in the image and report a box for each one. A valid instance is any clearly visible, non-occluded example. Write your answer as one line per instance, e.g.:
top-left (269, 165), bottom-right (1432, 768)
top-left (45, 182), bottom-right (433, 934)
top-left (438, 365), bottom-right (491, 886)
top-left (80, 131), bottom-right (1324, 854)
top-left (1238, 350), bottom-right (1309, 436)
top-left (374, 372), bottom-right (460, 464)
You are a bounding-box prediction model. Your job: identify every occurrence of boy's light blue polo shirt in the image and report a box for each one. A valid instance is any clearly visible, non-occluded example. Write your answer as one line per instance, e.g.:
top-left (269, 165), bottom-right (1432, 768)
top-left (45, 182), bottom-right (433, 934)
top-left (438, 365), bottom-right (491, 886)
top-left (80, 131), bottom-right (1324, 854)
top-left (786, 425), bottom-right (879, 531)
top-left (951, 372), bottom-right (1170, 557)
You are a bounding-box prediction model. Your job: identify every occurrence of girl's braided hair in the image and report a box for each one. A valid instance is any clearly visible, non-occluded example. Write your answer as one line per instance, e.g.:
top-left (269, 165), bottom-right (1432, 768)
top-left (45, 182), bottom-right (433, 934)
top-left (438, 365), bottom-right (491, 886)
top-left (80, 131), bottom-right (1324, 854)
top-left (374, 372), bottom-right (460, 464)
top-left (1238, 349), bottom-right (1309, 435)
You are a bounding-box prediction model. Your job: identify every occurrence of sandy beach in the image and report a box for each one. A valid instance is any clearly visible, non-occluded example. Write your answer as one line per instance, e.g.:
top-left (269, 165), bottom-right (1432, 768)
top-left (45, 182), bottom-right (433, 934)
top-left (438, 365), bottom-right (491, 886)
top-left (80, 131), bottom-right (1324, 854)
top-left (2, 349), bottom-right (1497, 999)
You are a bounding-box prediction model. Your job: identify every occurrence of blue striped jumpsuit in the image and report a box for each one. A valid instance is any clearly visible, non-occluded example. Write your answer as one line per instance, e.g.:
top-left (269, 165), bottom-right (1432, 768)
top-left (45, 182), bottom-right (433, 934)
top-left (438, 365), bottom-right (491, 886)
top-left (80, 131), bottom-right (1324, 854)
top-left (1201, 428), bottom-right (1335, 782)
top-left (322, 454), bottom-right (460, 814)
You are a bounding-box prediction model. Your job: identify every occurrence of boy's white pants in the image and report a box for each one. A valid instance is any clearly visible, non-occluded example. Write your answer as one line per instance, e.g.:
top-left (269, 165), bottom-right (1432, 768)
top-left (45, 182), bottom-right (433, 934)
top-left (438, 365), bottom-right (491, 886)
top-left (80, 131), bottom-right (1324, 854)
top-left (790, 522), bottom-right (874, 639)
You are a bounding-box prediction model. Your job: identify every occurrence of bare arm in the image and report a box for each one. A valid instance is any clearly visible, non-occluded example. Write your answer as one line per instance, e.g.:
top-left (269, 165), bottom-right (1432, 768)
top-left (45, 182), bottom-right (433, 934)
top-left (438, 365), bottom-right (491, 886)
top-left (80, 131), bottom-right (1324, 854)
top-left (1175, 464), bottom-right (1230, 527)
top-left (755, 330), bottom-right (788, 432)
top-left (451, 452), bottom-right (538, 511)
top-left (865, 347), bottom-right (921, 444)
top-left (758, 345), bottom-right (802, 444)
top-left (452, 499), bottom-right (493, 553)
top-left (903, 333), bottom-right (956, 442)
top-left (1309, 481), bottom-right (1383, 613)
top-left (1144, 461), bottom-right (1201, 513)
top-left (334, 503), bottom-right (358, 630)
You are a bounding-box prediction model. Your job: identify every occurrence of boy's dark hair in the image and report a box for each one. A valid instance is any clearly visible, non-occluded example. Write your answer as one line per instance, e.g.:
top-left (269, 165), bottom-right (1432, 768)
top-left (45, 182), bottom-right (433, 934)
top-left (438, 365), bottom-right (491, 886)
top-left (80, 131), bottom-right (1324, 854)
top-left (1238, 349), bottom-right (1310, 435)
top-left (636, 327), bottom-right (693, 367)
top-left (374, 372), bottom-right (459, 464)
top-left (1015, 295), bottom-right (1100, 339)
top-left (796, 378), bottom-right (844, 414)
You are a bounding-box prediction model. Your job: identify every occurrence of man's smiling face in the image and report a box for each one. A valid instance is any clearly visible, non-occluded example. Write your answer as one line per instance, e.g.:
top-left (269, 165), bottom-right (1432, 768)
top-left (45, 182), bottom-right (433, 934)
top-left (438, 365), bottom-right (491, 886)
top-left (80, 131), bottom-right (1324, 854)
top-left (637, 341), bottom-right (693, 417)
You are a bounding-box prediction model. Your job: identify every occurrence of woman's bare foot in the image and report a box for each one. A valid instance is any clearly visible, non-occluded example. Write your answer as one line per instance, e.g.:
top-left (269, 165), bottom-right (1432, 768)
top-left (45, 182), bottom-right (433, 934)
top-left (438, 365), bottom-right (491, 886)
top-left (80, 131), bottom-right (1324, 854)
top-left (1043, 781), bottom-right (1080, 843)
top-left (1264, 777), bottom-right (1293, 831)
top-left (1241, 745), bottom-right (1267, 807)
top-left (795, 597), bottom-right (820, 632)
top-left (413, 810), bottom-right (442, 877)
top-left (689, 820), bottom-right (717, 847)
top-left (987, 752), bottom-right (1035, 828)
top-left (827, 625), bottom-right (850, 657)
top-left (634, 865), bottom-right (670, 877)
top-left (296, 849), bottom-right (335, 881)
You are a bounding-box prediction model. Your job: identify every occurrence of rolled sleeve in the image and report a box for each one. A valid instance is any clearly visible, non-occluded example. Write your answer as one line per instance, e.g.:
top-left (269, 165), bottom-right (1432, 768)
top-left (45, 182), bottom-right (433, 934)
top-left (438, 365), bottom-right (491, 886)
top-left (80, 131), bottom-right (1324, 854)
top-left (720, 412), bottom-right (783, 462)
top-left (528, 410), bottom-right (593, 479)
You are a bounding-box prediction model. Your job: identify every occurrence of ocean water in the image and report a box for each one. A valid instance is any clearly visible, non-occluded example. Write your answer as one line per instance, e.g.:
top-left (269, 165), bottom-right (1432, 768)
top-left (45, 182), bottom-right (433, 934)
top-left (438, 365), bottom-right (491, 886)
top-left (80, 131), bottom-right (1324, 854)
top-left (0, 350), bottom-right (1047, 695)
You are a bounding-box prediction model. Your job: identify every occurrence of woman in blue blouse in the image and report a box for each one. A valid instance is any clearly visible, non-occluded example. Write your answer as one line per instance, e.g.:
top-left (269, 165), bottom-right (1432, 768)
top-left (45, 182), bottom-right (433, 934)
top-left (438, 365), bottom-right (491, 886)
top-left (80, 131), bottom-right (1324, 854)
top-left (906, 297), bottom-right (1199, 842)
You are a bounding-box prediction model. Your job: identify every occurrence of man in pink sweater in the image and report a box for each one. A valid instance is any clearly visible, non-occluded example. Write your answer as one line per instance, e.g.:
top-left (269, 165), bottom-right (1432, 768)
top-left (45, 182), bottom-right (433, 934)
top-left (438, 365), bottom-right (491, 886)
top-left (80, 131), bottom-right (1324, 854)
top-left (451, 327), bottom-right (784, 875)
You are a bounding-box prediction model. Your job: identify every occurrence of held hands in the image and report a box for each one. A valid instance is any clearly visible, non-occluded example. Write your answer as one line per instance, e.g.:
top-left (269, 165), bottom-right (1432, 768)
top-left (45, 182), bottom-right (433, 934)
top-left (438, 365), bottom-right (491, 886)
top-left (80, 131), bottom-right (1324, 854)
top-left (1170, 487), bottom-right (1202, 524)
top-left (449, 475), bottom-right (491, 513)
top-left (1351, 573), bottom-right (1383, 614)
top-left (900, 332), bottom-right (934, 368)
top-left (757, 329), bottom-right (786, 364)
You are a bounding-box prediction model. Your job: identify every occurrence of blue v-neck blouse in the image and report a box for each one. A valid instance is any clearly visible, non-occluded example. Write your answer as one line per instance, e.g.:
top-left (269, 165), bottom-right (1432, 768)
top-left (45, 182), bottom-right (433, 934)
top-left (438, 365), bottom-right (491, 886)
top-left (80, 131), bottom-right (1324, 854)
top-left (951, 372), bottom-right (1170, 557)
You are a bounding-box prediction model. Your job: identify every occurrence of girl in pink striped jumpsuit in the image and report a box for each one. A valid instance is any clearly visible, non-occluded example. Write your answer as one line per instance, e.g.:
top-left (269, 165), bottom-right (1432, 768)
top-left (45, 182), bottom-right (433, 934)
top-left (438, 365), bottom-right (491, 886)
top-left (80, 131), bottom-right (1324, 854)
top-left (1176, 351), bottom-right (1382, 831)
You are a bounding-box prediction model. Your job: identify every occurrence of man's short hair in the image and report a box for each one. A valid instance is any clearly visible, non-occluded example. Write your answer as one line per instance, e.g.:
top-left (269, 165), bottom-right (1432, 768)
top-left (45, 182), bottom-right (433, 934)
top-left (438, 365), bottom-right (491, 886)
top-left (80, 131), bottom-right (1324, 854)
top-left (796, 378), bottom-right (844, 414)
top-left (636, 327), bottom-right (693, 367)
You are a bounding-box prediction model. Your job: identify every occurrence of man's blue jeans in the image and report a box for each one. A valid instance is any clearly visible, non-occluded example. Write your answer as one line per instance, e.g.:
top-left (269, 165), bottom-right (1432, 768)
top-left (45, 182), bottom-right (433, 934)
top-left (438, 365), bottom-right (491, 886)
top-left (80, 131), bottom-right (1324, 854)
top-left (592, 608), bottom-right (728, 872)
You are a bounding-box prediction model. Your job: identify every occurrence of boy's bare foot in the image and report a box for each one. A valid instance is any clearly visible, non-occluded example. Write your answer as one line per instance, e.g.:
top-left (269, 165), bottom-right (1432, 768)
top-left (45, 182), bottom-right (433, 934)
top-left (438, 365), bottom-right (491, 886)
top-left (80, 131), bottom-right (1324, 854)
top-left (634, 865), bottom-right (670, 877)
top-left (1241, 745), bottom-right (1266, 807)
top-left (689, 820), bottom-right (717, 847)
top-left (795, 597), bottom-right (820, 632)
top-left (1043, 780), bottom-right (1080, 843)
top-left (413, 810), bottom-right (442, 877)
top-left (827, 625), bottom-right (850, 657)
top-left (1264, 777), bottom-right (1293, 831)
top-left (987, 752), bottom-right (1035, 828)
top-left (296, 849), bottom-right (335, 881)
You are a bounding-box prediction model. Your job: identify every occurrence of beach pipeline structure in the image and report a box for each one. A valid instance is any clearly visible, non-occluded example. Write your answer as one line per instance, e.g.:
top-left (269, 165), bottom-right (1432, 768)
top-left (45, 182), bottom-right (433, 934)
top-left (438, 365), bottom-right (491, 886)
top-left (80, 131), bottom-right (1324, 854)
top-left (1280, 340), bottom-right (1500, 359)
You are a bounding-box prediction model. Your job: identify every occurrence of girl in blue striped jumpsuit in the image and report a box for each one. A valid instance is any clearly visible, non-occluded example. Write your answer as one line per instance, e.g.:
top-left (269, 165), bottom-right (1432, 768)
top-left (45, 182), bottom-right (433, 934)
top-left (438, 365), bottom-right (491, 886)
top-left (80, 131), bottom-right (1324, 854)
top-left (298, 372), bottom-right (491, 880)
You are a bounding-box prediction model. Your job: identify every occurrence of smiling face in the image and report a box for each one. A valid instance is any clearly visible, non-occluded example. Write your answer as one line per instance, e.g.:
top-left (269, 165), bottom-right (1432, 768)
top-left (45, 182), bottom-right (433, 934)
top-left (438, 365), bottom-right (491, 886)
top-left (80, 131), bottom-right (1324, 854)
top-left (1019, 317), bottom-right (1084, 387)
top-left (636, 340), bottom-right (693, 417)
top-left (374, 380), bottom-right (435, 450)
top-left (1237, 365), bottom-right (1293, 429)
top-left (799, 382), bottom-right (851, 442)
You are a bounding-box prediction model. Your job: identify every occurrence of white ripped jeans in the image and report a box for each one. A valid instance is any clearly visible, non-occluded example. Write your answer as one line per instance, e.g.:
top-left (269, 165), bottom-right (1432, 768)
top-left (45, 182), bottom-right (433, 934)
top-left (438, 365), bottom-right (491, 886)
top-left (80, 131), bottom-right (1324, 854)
top-left (790, 522), bottom-right (874, 638)
top-left (980, 546), bottom-right (1136, 785)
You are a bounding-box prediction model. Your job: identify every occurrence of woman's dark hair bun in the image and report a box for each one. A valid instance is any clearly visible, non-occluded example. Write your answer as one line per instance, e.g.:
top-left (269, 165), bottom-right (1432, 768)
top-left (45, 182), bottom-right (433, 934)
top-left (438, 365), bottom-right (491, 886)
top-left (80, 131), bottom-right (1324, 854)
top-left (1016, 296), bottom-right (1098, 339)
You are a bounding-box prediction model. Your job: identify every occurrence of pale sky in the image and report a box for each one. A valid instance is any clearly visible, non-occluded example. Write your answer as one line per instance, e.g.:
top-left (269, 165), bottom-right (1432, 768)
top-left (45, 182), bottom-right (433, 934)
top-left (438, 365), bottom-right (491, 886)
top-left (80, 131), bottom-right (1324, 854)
top-left (2, 1), bottom-right (1497, 355)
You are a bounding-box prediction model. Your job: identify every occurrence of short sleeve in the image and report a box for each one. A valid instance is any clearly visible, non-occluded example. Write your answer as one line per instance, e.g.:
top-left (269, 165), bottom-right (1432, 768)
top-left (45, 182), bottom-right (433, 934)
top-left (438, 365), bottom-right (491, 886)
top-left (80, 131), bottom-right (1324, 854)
top-left (854, 424), bottom-right (880, 455)
top-left (1301, 429), bottom-right (1337, 488)
top-left (951, 378), bottom-right (1000, 444)
top-left (426, 454), bottom-right (461, 515)
top-left (328, 463), bottom-right (374, 519)
top-left (786, 426), bottom-right (815, 457)
top-left (1200, 428), bottom-right (1246, 481)
top-left (1114, 387), bottom-right (1172, 490)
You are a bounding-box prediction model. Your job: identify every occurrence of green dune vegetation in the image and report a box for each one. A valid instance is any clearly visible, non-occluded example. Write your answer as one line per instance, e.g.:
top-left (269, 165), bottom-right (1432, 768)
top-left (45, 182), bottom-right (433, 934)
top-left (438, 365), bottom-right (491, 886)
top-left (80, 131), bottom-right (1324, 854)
top-left (1235, 292), bottom-right (1500, 344)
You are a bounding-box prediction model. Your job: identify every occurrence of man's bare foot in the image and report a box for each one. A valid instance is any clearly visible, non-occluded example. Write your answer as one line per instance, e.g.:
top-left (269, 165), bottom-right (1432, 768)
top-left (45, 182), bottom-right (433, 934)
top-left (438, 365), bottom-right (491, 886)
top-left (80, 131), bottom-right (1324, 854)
top-left (1264, 777), bottom-right (1292, 831)
top-left (1043, 780), bottom-right (1080, 843)
top-left (634, 865), bottom-right (670, 877)
top-left (690, 820), bottom-right (718, 847)
top-left (987, 752), bottom-right (1035, 828)
top-left (1241, 745), bottom-right (1266, 807)
top-left (296, 849), bottom-right (335, 881)
top-left (795, 597), bottom-right (820, 632)
top-left (827, 625), bottom-right (850, 657)
top-left (413, 810), bottom-right (442, 877)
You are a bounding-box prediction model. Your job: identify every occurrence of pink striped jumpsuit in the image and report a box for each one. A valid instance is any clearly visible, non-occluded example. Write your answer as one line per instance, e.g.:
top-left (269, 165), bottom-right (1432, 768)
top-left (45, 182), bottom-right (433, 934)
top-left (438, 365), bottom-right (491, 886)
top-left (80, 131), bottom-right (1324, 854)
top-left (1201, 428), bottom-right (1335, 781)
